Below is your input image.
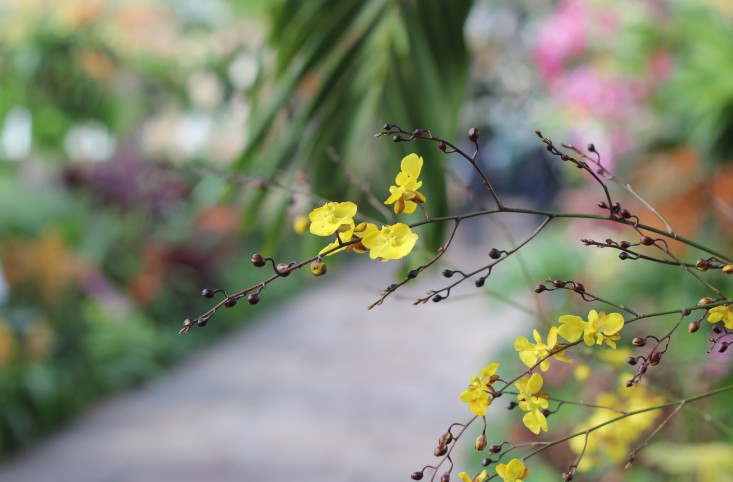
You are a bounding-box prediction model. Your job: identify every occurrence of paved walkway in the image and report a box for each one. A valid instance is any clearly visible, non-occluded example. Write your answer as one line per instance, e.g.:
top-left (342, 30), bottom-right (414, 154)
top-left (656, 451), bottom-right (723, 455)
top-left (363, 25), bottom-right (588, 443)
top-left (0, 237), bottom-right (530, 482)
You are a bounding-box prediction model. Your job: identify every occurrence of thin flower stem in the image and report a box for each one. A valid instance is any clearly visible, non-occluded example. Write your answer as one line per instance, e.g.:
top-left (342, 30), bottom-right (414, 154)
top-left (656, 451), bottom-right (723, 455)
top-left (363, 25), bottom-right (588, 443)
top-left (522, 384), bottom-right (733, 462)
top-left (625, 400), bottom-right (685, 468)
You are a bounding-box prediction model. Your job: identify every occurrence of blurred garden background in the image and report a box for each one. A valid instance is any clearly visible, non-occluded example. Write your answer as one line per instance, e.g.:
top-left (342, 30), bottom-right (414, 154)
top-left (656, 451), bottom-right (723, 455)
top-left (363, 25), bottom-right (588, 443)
top-left (2, 0), bottom-right (733, 480)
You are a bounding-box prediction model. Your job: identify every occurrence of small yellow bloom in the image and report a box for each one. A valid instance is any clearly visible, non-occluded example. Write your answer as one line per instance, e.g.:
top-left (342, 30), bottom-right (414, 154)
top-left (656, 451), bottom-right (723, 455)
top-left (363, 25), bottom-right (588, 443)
top-left (515, 373), bottom-right (549, 434)
top-left (514, 327), bottom-right (569, 371)
top-left (308, 201), bottom-right (357, 236)
top-left (496, 458), bottom-right (530, 482)
top-left (574, 363), bottom-right (591, 382)
top-left (384, 153), bottom-right (427, 214)
top-left (459, 470), bottom-right (488, 482)
top-left (707, 305), bottom-right (733, 330)
top-left (459, 363), bottom-right (500, 416)
top-left (293, 215), bottom-right (310, 234)
top-left (361, 223), bottom-right (418, 261)
top-left (318, 223), bottom-right (380, 257)
top-left (558, 310), bottom-right (624, 349)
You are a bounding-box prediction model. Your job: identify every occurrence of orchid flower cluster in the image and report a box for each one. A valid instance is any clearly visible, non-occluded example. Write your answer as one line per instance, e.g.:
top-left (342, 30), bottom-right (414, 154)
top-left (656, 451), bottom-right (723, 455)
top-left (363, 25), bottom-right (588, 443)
top-left (182, 124), bottom-right (733, 481)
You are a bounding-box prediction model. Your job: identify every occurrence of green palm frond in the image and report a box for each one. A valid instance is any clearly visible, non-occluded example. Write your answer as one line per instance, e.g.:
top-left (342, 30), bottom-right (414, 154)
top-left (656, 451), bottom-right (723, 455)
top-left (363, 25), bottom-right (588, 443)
top-left (238, 0), bottom-right (473, 251)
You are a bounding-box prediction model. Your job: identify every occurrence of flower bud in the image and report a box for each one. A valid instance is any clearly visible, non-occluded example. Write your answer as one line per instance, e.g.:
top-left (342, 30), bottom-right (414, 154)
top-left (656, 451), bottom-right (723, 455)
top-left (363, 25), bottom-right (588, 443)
top-left (551, 280), bottom-right (566, 288)
top-left (247, 293), bottom-right (260, 305)
top-left (276, 263), bottom-right (292, 277)
top-left (713, 325), bottom-right (724, 334)
top-left (696, 259), bottom-right (710, 271)
top-left (481, 458), bottom-right (493, 467)
top-left (534, 284), bottom-right (547, 293)
top-left (438, 141), bottom-right (447, 152)
top-left (468, 128), bottom-right (479, 142)
top-left (224, 298), bottom-right (237, 308)
top-left (310, 260), bottom-right (327, 277)
top-left (383, 124), bottom-right (393, 130)
top-left (434, 445), bottom-right (447, 457)
top-left (254, 178), bottom-right (268, 189)
top-left (251, 253), bottom-right (266, 267)
top-left (619, 252), bottom-right (630, 260)
top-left (688, 320), bottom-right (700, 333)
top-left (432, 295), bottom-right (444, 303)
top-left (488, 248), bottom-right (501, 259)
top-left (506, 401), bottom-right (518, 410)
top-left (626, 379), bottom-right (635, 388)
top-left (562, 470), bottom-right (574, 481)
top-left (475, 434), bottom-right (487, 451)
top-left (440, 473), bottom-right (450, 482)
top-left (587, 143), bottom-right (596, 152)
top-left (442, 269), bottom-right (454, 278)
top-left (626, 357), bottom-right (638, 366)
top-left (724, 265), bottom-right (733, 274)
top-left (719, 342), bottom-right (729, 353)
top-left (640, 235), bottom-right (654, 246)
top-left (392, 134), bottom-right (404, 142)
top-left (201, 288), bottom-right (215, 298)
top-left (619, 241), bottom-right (631, 249)
top-left (488, 444), bottom-right (502, 454)
top-left (698, 297), bottom-right (714, 306)
top-left (407, 269), bottom-right (418, 279)
top-left (410, 472), bottom-right (424, 481)
top-left (649, 352), bottom-right (662, 366)
top-left (475, 277), bottom-right (485, 288)
top-left (196, 317), bottom-right (209, 327)
top-left (183, 318), bottom-right (194, 327)
top-left (632, 337), bottom-right (647, 347)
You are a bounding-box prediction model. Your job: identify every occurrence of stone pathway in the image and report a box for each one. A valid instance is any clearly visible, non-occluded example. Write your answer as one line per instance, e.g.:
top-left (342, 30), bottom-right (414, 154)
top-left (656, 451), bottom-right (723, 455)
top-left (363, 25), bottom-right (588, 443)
top-left (0, 242), bottom-right (530, 482)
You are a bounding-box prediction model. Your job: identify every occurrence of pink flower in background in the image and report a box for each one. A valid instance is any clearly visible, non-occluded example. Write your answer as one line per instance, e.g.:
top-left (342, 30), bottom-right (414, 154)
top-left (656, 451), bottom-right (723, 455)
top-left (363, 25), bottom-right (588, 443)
top-left (534, 0), bottom-right (588, 80)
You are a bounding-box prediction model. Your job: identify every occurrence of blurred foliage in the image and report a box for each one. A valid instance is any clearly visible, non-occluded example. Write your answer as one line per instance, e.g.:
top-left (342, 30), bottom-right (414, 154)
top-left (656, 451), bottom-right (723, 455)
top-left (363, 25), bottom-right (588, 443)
top-left (0, 0), bottom-right (281, 456)
top-left (241, 0), bottom-right (472, 253)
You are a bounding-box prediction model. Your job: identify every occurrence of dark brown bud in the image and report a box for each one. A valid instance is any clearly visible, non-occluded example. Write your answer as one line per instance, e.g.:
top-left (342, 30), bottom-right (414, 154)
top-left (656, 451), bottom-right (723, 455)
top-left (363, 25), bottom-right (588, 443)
top-left (620, 209), bottom-right (632, 219)
top-left (475, 277), bottom-right (486, 288)
top-left (713, 325), bottom-right (724, 334)
top-left (696, 259), bottom-right (709, 271)
top-left (183, 318), bottom-right (194, 327)
top-left (383, 123), bottom-right (393, 131)
top-left (626, 379), bottom-right (635, 388)
top-left (619, 252), bottom-right (630, 260)
top-left (440, 473), bottom-right (450, 482)
top-left (626, 357), bottom-right (638, 366)
top-left (551, 280), bottom-right (566, 288)
top-left (407, 269), bottom-right (418, 279)
top-left (587, 143), bottom-right (596, 152)
top-left (640, 236), bottom-right (654, 246)
top-left (201, 288), bottom-right (215, 298)
top-left (392, 134), bottom-right (404, 142)
top-left (251, 253), bottom-right (266, 267)
top-left (682, 308), bottom-right (692, 316)
top-left (649, 352), bottom-right (662, 366)
top-left (698, 297), bottom-right (714, 306)
top-left (481, 458), bottom-right (492, 467)
top-left (574, 283), bottom-right (585, 293)
top-left (434, 445), bottom-right (447, 457)
top-left (387, 284), bottom-right (398, 291)
top-left (432, 295), bottom-right (444, 303)
top-left (438, 432), bottom-right (453, 445)
top-left (541, 408), bottom-right (551, 417)
top-left (489, 248), bottom-right (501, 259)
top-left (534, 284), bottom-right (547, 293)
top-left (506, 401), bottom-right (518, 410)
top-left (276, 263), bottom-right (292, 277)
top-left (468, 127), bottom-right (479, 142)
top-left (719, 342), bottom-right (729, 353)
top-left (598, 201), bottom-right (608, 209)
top-left (488, 444), bottom-right (501, 454)
top-left (224, 298), bottom-right (237, 308)
top-left (196, 317), bottom-right (209, 327)
top-left (632, 337), bottom-right (647, 347)
top-left (562, 470), bottom-right (574, 481)
top-left (247, 293), bottom-right (260, 305)
top-left (475, 434), bottom-right (487, 451)
top-left (442, 269), bottom-right (454, 278)
top-left (410, 472), bottom-right (423, 481)
top-left (619, 241), bottom-right (631, 249)
top-left (688, 320), bottom-right (700, 333)
top-left (438, 141), bottom-right (447, 152)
